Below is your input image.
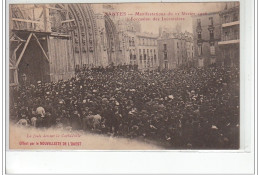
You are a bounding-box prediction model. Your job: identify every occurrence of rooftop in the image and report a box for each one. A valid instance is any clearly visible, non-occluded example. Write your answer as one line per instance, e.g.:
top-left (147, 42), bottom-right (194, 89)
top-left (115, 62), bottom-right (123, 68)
top-left (136, 32), bottom-right (158, 38)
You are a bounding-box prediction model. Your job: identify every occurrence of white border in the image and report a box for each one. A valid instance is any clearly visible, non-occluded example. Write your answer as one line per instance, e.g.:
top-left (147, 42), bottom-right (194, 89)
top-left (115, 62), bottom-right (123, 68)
top-left (4, 0), bottom-right (256, 174)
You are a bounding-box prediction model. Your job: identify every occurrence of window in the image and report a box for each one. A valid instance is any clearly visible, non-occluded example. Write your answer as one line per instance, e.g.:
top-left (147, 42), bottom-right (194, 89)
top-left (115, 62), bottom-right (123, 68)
top-left (177, 42), bottom-right (179, 48)
top-left (198, 32), bottom-right (202, 39)
top-left (147, 57), bottom-right (150, 67)
top-left (197, 19), bottom-right (201, 26)
top-left (75, 65), bottom-right (80, 72)
top-left (164, 52), bottom-right (167, 60)
top-left (198, 45), bottom-right (203, 56)
top-left (233, 13), bottom-right (238, 21)
top-left (209, 17), bottom-right (213, 25)
top-left (132, 37), bottom-right (135, 46)
top-left (164, 44), bottom-right (167, 50)
top-left (234, 29), bottom-right (239, 39)
top-left (130, 53), bottom-right (133, 65)
top-left (224, 31), bottom-right (228, 40)
top-left (164, 61), bottom-right (168, 69)
top-left (143, 39), bottom-right (145, 45)
top-left (210, 43), bottom-right (215, 55)
top-left (210, 30), bottom-right (214, 40)
top-left (224, 15), bottom-right (228, 23)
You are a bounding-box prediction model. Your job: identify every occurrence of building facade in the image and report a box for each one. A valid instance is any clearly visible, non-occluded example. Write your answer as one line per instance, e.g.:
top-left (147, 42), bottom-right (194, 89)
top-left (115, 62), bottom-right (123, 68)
top-left (218, 3), bottom-right (240, 66)
top-left (158, 31), bottom-right (194, 70)
top-left (10, 4), bottom-right (125, 85)
top-left (112, 16), bottom-right (158, 71)
top-left (117, 21), bottom-right (141, 66)
top-left (135, 33), bottom-right (158, 71)
top-left (192, 12), bottom-right (221, 67)
top-left (9, 3), bottom-right (161, 86)
top-left (185, 31), bottom-right (195, 65)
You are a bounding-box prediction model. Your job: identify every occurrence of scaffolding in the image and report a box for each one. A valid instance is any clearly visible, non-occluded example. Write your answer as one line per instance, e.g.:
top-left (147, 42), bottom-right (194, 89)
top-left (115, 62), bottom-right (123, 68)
top-left (9, 4), bottom-right (75, 87)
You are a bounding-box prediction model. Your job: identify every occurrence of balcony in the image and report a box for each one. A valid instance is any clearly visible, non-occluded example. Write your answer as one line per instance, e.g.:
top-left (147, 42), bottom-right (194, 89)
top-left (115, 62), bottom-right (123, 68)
top-left (218, 39), bottom-right (239, 45)
top-left (221, 33), bottom-right (239, 41)
top-left (222, 21), bottom-right (239, 28)
top-left (219, 33), bottom-right (239, 45)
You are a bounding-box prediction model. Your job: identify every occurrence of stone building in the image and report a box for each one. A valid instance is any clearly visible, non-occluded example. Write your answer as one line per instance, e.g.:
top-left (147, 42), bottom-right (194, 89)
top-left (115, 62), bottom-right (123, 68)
top-left (192, 12), bottom-right (221, 67)
top-left (9, 4), bottom-right (124, 85)
top-left (158, 30), bottom-right (194, 70)
top-left (107, 8), bottom-right (158, 71)
top-left (135, 33), bottom-right (158, 71)
top-left (9, 3), bottom-right (161, 87)
top-left (218, 2), bottom-right (240, 66)
top-left (116, 20), bottom-right (141, 66)
top-left (184, 31), bottom-right (195, 65)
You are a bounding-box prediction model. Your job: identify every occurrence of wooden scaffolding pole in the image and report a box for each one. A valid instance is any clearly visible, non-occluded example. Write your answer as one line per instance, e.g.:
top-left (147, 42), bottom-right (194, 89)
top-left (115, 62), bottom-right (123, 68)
top-left (32, 33), bottom-right (49, 62)
top-left (10, 42), bottom-right (23, 67)
top-left (15, 33), bottom-right (33, 68)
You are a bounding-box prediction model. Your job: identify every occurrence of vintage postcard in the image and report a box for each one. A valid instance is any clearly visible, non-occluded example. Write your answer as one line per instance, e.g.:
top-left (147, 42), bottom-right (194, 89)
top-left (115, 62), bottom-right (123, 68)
top-left (9, 2), bottom-right (240, 150)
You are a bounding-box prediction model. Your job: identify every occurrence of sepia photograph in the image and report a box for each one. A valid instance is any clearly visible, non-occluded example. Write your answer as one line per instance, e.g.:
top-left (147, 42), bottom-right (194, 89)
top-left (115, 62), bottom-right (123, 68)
top-left (9, 2), bottom-right (240, 150)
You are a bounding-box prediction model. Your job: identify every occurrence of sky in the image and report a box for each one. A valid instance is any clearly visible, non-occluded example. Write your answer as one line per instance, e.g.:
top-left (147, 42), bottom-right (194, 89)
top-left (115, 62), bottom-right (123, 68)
top-left (94, 2), bottom-right (228, 34)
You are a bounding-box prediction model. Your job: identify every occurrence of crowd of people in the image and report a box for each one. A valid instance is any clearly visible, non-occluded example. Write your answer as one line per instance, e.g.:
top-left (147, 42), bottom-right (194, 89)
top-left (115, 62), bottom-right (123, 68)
top-left (10, 64), bottom-right (240, 149)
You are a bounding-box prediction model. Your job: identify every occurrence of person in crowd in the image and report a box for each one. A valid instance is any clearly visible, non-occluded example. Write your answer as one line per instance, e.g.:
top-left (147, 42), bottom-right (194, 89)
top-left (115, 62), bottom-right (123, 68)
top-left (10, 64), bottom-right (239, 149)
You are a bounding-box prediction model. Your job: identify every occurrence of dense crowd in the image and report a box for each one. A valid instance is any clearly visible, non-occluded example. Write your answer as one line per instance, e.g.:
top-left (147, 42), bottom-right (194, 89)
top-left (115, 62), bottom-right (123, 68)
top-left (10, 64), bottom-right (240, 149)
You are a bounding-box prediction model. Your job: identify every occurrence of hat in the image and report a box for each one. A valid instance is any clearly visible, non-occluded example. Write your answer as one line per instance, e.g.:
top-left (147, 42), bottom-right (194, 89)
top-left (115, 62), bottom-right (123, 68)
top-left (168, 95), bottom-right (174, 99)
top-left (211, 125), bottom-right (218, 129)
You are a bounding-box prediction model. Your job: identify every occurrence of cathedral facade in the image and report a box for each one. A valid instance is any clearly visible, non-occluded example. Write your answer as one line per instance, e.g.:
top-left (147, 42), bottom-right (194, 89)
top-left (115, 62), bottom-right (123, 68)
top-left (10, 4), bottom-right (125, 85)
